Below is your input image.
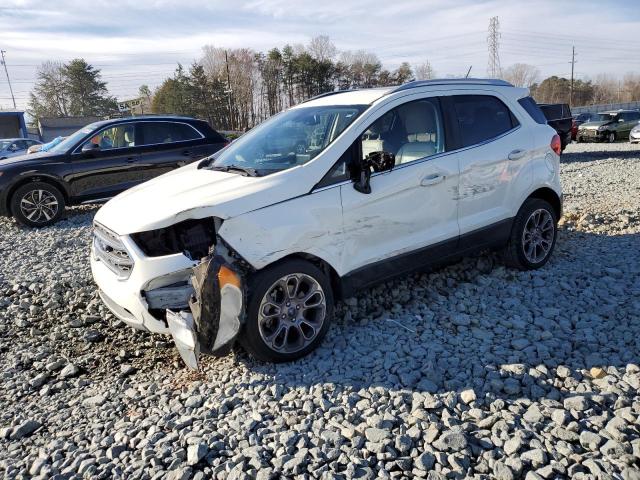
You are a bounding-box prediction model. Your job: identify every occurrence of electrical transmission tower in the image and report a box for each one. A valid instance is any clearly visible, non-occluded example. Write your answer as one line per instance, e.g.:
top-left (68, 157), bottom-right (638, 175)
top-left (487, 16), bottom-right (502, 79)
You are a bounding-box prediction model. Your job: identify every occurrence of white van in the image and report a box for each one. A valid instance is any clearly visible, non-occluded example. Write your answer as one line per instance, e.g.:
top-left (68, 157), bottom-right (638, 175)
top-left (90, 79), bottom-right (562, 368)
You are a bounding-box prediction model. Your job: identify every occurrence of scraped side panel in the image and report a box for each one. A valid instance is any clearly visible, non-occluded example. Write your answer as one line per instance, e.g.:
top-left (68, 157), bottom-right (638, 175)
top-left (218, 188), bottom-right (345, 274)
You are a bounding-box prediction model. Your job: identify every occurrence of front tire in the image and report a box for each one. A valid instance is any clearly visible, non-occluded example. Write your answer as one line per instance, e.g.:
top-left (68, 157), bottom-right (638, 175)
top-left (501, 199), bottom-right (558, 270)
top-left (607, 132), bottom-right (616, 143)
top-left (11, 182), bottom-right (65, 227)
top-left (241, 259), bottom-right (334, 362)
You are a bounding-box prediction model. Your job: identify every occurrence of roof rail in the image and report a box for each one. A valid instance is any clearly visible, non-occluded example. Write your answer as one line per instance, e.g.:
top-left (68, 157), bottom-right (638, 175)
top-left (389, 78), bottom-right (513, 94)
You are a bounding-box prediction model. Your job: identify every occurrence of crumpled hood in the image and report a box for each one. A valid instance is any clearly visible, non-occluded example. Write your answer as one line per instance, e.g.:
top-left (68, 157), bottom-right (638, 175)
top-left (94, 163), bottom-right (311, 235)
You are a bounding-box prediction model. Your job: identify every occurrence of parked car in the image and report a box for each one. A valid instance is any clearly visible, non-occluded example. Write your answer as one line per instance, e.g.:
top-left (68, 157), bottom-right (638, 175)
top-left (27, 136), bottom-right (65, 154)
top-left (91, 79), bottom-right (563, 368)
top-left (571, 112), bottom-right (598, 140)
top-left (538, 103), bottom-right (572, 151)
top-left (576, 110), bottom-right (640, 143)
top-left (630, 122), bottom-right (640, 144)
top-left (0, 116), bottom-right (228, 227)
top-left (0, 138), bottom-right (42, 159)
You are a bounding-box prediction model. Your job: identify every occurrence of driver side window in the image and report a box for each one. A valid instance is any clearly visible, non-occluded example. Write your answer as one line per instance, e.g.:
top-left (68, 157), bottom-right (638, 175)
top-left (360, 98), bottom-right (445, 165)
top-left (83, 124), bottom-right (136, 151)
top-left (316, 98), bottom-right (446, 189)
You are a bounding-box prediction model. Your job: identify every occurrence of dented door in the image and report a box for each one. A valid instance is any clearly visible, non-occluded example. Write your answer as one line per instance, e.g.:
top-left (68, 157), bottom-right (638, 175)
top-left (339, 155), bottom-right (460, 275)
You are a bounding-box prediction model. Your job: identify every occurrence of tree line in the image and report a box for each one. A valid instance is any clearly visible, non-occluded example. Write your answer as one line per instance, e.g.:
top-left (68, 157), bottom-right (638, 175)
top-left (28, 59), bottom-right (118, 121)
top-left (27, 36), bottom-right (640, 130)
top-left (502, 63), bottom-right (640, 107)
top-left (150, 37), bottom-right (415, 131)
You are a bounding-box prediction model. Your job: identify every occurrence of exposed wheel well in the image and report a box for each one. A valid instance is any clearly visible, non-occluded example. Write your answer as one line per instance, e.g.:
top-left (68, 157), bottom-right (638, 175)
top-left (527, 187), bottom-right (562, 220)
top-left (5, 177), bottom-right (69, 214)
top-left (268, 253), bottom-right (344, 302)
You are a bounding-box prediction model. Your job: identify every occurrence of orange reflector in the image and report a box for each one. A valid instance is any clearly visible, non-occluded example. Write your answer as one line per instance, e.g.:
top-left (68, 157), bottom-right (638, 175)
top-left (218, 265), bottom-right (241, 289)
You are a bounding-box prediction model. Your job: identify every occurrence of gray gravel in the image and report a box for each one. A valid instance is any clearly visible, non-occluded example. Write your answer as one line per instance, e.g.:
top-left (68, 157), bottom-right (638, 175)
top-left (1, 142), bottom-right (639, 479)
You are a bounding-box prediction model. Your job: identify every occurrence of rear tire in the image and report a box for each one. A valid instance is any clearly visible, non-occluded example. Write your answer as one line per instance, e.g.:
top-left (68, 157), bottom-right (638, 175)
top-left (11, 182), bottom-right (65, 227)
top-left (501, 198), bottom-right (558, 270)
top-left (240, 259), bottom-right (334, 362)
top-left (607, 132), bottom-right (616, 143)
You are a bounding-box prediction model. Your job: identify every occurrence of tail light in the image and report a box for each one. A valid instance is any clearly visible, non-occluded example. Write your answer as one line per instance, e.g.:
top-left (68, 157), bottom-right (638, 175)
top-left (550, 134), bottom-right (562, 155)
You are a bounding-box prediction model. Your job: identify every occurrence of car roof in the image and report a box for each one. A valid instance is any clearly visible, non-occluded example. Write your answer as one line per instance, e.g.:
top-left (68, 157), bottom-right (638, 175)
top-left (601, 110), bottom-right (637, 114)
top-left (89, 115), bottom-right (204, 129)
top-left (295, 88), bottom-right (393, 108)
top-left (296, 78), bottom-right (516, 109)
top-left (1, 137), bottom-right (28, 141)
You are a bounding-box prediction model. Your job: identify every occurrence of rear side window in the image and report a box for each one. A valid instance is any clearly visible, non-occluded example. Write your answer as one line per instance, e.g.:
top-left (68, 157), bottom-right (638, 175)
top-left (519, 97), bottom-right (547, 124)
top-left (539, 104), bottom-right (565, 120)
top-left (138, 122), bottom-right (202, 146)
top-left (453, 95), bottom-right (519, 147)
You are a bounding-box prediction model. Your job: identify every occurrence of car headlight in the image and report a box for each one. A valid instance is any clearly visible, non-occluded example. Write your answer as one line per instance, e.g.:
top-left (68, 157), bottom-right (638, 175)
top-left (131, 217), bottom-right (218, 259)
top-left (597, 126), bottom-right (607, 131)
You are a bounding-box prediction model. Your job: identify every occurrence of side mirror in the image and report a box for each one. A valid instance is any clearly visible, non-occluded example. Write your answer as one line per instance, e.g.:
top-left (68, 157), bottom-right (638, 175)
top-left (353, 151), bottom-right (395, 194)
top-left (81, 142), bottom-right (100, 155)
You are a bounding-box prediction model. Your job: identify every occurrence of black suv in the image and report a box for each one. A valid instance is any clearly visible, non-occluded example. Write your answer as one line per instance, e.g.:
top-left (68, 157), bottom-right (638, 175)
top-left (0, 116), bottom-right (228, 227)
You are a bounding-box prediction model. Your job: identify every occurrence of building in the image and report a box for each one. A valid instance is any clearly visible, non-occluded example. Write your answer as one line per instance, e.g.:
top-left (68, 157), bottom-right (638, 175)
top-left (37, 116), bottom-right (101, 142)
top-left (0, 110), bottom-right (28, 139)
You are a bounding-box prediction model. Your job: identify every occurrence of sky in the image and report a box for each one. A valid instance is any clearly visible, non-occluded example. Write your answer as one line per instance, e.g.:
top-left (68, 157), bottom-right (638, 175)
top-left (1, 0), bottom-right (639, 110)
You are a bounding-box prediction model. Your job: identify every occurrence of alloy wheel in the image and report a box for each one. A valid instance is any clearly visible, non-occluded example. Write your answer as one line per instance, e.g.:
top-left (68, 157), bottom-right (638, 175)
top-left (521, 208), bottom-right (555, 264)
top-left (258, 273), bottom-right (326, 354)
top-left (20, 189), bottom-right (59, 224)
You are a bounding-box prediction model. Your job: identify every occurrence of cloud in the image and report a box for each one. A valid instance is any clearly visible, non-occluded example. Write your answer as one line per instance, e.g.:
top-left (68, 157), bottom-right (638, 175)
top-left (1, 0), bottom-right (639, 108)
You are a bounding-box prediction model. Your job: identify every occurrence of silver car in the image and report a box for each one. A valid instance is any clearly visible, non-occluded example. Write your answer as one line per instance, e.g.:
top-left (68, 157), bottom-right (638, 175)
top-left (0, 138), bottom-right (42, 160)
top-left (630, 122), bottom-right (640, 144)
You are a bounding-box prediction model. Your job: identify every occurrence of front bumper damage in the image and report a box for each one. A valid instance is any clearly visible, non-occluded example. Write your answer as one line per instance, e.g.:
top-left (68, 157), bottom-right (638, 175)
top-left (166, 240), bottom-right (247, 369)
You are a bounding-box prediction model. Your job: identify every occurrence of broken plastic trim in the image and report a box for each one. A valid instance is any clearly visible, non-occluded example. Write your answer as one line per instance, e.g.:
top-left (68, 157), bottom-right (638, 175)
top-left (167, 310), bottom-right (199, 370)
top-left (167, 238), bottom-right (248, 369)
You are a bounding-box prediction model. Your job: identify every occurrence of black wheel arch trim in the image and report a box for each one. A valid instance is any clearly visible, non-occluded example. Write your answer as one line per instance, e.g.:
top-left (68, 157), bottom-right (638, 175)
top-left (3, 174), bottom-right (70, 216)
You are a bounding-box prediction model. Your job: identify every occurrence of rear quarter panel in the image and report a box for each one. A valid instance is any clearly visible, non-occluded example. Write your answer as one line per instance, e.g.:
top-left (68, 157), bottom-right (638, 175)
top-left (515, 123), bottom-right (562, 214)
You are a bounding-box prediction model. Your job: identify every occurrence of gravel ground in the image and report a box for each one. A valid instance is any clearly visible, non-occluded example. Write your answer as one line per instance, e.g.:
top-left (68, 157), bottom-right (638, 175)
top-left (1, 142), bottom-right (639, 480)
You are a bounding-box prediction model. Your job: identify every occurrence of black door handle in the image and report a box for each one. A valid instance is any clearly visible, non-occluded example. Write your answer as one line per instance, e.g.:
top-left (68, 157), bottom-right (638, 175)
top-left (181, 150), bottom-right (192, 157)
top-left (126, 157), bottom-right (136, 163)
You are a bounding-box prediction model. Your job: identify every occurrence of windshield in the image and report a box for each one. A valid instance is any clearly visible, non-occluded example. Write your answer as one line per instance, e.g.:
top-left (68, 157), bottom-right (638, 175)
top-left (595, 113), bottom-right (617, 122)
top-left (0, 140), bottom-right (11, 150)
top-left (210, 105), bottom-right (367, 176)
top-left (48, 123), bottom-right (100, 153)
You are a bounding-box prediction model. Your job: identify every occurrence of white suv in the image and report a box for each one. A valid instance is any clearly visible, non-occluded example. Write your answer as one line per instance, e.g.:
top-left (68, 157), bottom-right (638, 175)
top-left (91, 79), bottom-right (562, 368)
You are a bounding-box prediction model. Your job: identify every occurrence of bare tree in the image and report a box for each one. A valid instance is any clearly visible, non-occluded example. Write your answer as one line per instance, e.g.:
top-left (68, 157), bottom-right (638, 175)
top-left (308, 35), bottom-right (337, 62)
top-left (591, 74), bottom-right (618, 104)
top-left (503, 63), bottom-right (539, 88)
top-left (621, 73), bottom-right (640, 102)
top-left (415, 61), bottom-right (436, 80)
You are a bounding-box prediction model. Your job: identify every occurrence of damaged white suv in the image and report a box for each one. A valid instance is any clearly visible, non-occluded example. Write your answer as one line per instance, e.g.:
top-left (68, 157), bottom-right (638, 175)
top-left (91, 79), bottom-right (563, 368)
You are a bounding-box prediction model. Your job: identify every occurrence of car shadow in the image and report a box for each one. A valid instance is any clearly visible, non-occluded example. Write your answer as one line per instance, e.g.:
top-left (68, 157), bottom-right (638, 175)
top-left (230, 227), bottom-right (639, 406)
top-left (562, 144), bottom-right (640, 163)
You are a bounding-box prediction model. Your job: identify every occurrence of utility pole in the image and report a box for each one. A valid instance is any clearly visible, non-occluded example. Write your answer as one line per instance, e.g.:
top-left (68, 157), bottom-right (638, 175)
top-left (487, 16), bottom-right (502, 79)
top-left (0, 50), bottom-right (17, 109)
top-left (569, 46), bottom-right (576, 107)
top-left (224, 50), bottom-right (234, 131)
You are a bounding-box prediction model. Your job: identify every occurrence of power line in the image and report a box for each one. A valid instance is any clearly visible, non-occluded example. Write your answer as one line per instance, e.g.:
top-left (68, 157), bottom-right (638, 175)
top-left (0, 50), bottom-right (17, 109)
top-left (487, 16), bottom-right (501, 78)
